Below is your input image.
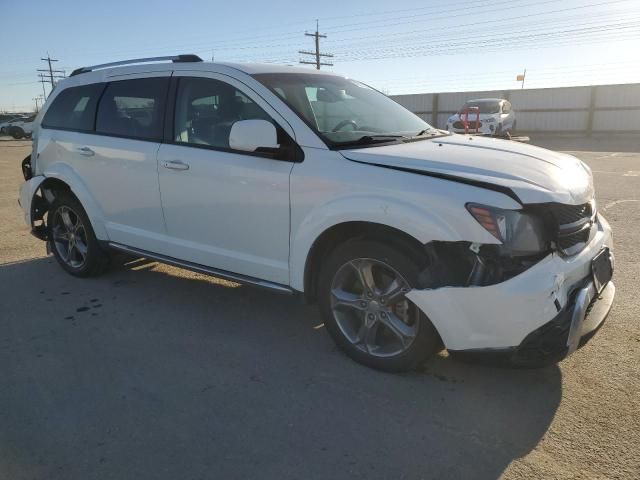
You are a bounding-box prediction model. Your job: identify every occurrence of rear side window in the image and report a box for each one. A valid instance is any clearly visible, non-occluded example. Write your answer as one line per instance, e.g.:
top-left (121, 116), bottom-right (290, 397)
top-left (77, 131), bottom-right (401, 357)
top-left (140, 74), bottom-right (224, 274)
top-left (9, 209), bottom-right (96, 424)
top-left (96, 77), bottom-right (169, 141)
top-left (41, 84), bottom-right (103, 132)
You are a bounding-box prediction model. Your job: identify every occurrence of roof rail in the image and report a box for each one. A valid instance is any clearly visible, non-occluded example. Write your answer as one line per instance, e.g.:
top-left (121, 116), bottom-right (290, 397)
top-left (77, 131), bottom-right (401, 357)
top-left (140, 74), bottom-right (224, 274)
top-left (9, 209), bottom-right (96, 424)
top-left (70, 54), bottom-right (203, 77)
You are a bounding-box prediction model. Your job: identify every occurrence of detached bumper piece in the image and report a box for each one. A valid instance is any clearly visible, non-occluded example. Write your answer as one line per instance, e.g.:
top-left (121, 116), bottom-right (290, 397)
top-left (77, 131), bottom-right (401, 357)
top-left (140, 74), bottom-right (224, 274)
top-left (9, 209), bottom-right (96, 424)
top-left (452, 280), bottom-right (615, 368)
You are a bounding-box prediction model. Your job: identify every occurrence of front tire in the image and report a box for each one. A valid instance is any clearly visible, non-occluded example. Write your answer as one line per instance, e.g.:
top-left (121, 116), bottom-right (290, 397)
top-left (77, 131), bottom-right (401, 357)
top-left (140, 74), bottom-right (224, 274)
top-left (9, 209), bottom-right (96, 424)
top-left (48, 192), bottom-right (109, 277)
top-left (317, 239), bottom-right (441, 372)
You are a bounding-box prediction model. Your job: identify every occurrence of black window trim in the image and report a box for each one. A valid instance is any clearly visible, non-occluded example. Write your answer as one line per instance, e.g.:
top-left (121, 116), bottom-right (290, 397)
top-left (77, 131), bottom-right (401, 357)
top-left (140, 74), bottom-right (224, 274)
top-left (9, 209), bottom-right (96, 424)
top-left (38, 74), bottom-right (304, 160)
top-left (164, 75), bottom-right (303, 163)
top-left (40, 79), bottom-right (171, 144)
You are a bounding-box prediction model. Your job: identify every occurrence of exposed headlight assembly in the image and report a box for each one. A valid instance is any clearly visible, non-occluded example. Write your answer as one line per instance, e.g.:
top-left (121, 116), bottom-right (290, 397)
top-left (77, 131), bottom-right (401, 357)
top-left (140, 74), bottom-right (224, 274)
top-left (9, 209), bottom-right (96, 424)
top-left (483, 117), bottom-right (496, 123)
top-left (466, 203), bottom-right (548, 255)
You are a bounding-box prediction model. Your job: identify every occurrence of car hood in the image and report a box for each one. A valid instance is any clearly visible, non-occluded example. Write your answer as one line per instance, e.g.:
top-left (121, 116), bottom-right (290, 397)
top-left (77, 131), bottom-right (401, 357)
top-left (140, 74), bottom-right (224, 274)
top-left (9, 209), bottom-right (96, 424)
top-left (339, 135), bottom-right (594, 205)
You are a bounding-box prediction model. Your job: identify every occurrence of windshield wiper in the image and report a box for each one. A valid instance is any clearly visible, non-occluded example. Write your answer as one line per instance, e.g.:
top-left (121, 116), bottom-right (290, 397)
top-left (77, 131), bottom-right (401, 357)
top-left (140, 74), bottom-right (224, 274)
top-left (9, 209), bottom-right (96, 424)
top-left (334, 134), bottom-right (408, 148)
top-left (364, 134), bottom-right (410, 140)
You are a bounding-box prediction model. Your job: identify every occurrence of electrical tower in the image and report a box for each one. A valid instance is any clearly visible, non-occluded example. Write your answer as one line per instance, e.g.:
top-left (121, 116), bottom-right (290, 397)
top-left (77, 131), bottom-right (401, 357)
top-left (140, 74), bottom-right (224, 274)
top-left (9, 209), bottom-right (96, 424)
top-left (37, 54), bottom-right (65, 96)
top-left (299, 20), bottom-right (333, 70)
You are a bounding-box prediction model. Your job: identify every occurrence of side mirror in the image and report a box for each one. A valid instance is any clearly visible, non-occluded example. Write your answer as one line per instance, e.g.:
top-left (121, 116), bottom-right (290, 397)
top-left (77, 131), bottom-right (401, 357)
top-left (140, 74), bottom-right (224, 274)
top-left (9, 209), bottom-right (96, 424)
top-left (229, 119), bottom-right (279, 153)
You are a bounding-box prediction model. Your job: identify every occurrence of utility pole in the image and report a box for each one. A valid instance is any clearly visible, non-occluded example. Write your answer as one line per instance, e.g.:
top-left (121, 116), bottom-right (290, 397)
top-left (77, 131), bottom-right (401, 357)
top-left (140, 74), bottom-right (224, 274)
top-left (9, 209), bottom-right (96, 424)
top-left (299, 20), bottom-right (333, 70)
top-left (32, 96), bottom-right (41, 112)
top-left (38, 75), bottom-right (49, 98)
top-left (38, 53), bottom-right (65, 92)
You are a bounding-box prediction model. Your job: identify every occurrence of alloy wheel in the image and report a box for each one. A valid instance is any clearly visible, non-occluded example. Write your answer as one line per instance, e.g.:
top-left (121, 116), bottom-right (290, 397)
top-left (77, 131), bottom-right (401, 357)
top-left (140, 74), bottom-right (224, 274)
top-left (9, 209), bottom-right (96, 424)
top-left (51, 206), bottom-right (89, 269)
top-left (330, 258), bottom-right (419, 357)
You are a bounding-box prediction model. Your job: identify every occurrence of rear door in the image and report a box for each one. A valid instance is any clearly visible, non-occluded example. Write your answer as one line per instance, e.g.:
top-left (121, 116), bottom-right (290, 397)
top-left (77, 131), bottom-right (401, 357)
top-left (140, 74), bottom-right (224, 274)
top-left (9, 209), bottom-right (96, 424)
top-left (156, 73), bottom-right (296, 285)
top-left (78, 73), bottom-right (170, 250)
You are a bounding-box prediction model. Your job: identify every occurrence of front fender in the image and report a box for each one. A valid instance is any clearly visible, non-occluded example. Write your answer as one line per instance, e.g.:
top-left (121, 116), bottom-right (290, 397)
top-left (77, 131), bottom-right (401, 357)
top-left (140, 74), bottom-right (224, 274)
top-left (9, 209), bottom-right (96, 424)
top-left (289, 194), bottom-right (496, 291)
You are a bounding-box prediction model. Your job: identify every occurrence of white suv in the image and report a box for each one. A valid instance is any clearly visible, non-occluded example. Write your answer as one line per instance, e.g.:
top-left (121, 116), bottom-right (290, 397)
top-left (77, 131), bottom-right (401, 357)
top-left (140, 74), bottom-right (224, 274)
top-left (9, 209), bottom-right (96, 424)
top-left (18, 55), bottom-right (614, 371)
top-left (7, 114), bottom-right (36, 139)
top-left (446, 98), bottom-right (516, 137)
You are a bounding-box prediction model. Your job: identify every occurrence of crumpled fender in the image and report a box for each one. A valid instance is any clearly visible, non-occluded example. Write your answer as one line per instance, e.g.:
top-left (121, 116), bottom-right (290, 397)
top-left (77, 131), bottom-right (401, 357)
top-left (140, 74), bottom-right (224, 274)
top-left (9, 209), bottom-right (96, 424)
top-left (18, 164), bottom-right (109, 241)
top-left (18, 175), bottom-right (45, 227)
top-left (289, 193), bottom-right (502, 291)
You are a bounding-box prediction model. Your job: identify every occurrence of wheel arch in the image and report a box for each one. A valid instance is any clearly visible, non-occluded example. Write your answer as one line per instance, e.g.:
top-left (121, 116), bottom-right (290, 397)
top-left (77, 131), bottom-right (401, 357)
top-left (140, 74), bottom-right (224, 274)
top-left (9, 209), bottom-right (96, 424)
top-left (26, 169), bottom-right (108, 241)
top-left (301, 221), bottom-right (428, 303)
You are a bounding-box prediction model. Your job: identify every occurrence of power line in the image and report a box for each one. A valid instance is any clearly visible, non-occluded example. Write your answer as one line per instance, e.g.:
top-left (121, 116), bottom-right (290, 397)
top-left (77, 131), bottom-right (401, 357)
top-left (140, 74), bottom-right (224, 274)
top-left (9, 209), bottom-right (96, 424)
top-left (299, 20), bottom-right (333, 69)
top-left (327, 0), bottom-right (634, 36)
top-left (335, 23), bottom-right (640, 61)
top-left (324, 9), bottom-right (640, 49)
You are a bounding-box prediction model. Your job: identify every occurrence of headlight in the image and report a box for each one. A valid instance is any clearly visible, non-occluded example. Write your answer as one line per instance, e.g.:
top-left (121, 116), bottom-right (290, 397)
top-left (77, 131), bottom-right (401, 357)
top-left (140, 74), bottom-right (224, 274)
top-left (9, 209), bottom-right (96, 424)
top-left (466, 203), bottom-right (548, 255)
top-left (484, 118), bottom-right (496, 123)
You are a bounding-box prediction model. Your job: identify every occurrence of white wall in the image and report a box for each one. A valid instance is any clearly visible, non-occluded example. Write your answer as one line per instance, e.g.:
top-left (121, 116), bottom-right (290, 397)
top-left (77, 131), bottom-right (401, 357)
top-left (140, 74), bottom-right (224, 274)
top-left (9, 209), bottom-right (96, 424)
top-left (391, 83), bottom-right (640, 133)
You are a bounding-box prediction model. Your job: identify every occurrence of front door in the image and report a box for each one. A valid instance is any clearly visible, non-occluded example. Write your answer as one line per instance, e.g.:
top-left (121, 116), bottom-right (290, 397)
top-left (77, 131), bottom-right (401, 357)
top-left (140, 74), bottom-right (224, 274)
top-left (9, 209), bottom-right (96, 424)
top-left (157, 74), bottom-right (295, 285)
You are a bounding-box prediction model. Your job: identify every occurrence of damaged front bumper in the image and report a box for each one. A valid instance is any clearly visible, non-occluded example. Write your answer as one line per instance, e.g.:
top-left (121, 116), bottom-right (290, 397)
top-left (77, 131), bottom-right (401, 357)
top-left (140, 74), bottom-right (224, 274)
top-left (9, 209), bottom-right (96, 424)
top-left (406, 214), bottom-right (614, 366)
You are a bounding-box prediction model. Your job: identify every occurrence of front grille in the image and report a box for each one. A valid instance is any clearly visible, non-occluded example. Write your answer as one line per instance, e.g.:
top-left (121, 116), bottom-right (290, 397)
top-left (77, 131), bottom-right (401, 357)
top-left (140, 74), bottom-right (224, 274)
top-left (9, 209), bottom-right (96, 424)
top-left (557, 227), bottom-right (591, 251)
top-left (546, 201), bottom-right (595, 255)
top-left (549, 203), bottom-right (592, 225)
top-left (452, 120), bottom-right (481, 130)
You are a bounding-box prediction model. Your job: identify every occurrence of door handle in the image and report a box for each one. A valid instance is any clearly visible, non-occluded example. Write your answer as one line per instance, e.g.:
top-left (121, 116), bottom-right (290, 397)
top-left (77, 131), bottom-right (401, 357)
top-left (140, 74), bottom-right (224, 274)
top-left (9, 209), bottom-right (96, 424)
top-left (163, 160), bottom-right (190, 171)
top-left (76, 146), bottom-right (95, 157)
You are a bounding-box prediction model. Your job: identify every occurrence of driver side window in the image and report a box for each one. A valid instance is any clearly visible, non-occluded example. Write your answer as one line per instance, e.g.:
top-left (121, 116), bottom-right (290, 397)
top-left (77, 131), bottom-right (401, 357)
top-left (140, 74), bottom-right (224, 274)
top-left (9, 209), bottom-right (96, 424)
top-left (174, 77), bottom-right (274, 149)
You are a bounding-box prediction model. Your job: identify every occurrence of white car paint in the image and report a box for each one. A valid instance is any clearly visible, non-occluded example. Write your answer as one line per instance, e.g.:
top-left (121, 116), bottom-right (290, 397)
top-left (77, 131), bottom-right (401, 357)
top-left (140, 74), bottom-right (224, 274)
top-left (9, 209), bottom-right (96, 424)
top-left (19, 60), bottom-right (613, 359)
top-left (446, 98), bottom-right (516, 136)
top-left (340, 135), bottom-right (594, 205)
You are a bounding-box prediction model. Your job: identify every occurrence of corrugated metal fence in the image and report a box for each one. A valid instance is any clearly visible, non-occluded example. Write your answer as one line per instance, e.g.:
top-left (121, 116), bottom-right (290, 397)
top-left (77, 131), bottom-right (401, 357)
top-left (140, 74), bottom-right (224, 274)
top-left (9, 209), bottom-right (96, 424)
top-left (391, 83), bottom-right (640, 135)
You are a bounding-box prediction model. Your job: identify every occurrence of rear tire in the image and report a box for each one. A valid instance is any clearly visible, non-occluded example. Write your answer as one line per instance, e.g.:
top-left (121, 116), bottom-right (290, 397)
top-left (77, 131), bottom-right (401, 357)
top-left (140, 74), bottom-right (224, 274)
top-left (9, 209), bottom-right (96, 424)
top-left (47, 192), bottom-right (109, 277)
top-left (317, 239), bottom-right (441, 372)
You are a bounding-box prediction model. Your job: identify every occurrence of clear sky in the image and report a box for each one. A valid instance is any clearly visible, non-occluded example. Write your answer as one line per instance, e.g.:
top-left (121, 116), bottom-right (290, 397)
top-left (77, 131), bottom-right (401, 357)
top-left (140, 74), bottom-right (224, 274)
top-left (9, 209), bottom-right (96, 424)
top-left (1, 0), bottom-right (639, 112)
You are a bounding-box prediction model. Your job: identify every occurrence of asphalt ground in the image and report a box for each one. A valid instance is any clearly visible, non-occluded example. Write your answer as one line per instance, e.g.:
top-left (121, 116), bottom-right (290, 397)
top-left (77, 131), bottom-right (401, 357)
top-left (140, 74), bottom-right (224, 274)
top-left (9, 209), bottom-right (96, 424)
top-left (1, 135), bottom-right (638, 479)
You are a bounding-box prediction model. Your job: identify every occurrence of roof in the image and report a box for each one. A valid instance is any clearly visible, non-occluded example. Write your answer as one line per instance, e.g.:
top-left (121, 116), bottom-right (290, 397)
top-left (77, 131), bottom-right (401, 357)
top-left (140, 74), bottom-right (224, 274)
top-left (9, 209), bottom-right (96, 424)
top-left (68, 54), bottom-right (343, 79)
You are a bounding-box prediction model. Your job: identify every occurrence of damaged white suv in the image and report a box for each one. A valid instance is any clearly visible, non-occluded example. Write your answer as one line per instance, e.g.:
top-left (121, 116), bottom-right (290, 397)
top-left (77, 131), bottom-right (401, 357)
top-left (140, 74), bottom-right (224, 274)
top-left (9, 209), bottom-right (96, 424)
top-left (19, 55), bottom-right (614, 371)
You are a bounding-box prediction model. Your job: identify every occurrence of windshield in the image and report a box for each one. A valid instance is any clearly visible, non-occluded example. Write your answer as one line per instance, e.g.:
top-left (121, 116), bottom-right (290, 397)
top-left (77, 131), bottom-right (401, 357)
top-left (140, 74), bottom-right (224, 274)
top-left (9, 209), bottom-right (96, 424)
top-left (252, 73), bottom-right (433, 147)
top-left (461, 101), bottom-right (501, 114)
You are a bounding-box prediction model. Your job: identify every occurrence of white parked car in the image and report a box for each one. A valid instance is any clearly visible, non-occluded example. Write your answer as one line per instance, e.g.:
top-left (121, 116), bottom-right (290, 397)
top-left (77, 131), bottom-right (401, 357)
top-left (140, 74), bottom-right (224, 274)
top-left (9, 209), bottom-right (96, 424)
top-left (446, 98), bottom-right (516, 137)
top-left (0, 116), bottom-right (25, 135)
top-left (6, 114), bottom-right (36, 139)
top-left (18, 55), bottom-right (614, 371)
